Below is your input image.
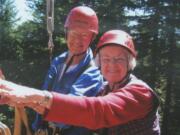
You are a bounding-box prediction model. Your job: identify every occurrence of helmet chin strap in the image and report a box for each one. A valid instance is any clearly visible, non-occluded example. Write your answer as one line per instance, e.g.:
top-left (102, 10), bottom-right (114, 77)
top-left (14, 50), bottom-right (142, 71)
top-left (72, 51), bottom-right (87, 56)
top-left (110, 57), bottom-right (132, 90)
top-left (110, 70), bottom-right (132, 90)
top-left (58, 32), bottom-right (91, 82)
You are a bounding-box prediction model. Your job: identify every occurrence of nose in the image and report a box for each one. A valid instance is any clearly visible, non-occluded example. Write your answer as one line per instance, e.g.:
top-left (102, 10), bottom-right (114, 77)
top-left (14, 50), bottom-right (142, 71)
top-left (104, 60), bottom-right (118, 70)
top-left (74, 38), bottom-right (82, 45)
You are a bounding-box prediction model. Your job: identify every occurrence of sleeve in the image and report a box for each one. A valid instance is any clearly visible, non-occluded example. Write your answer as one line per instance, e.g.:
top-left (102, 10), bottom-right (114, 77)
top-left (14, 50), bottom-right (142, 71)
top-left (41, 59), bottom-right (57, 90)
top-left (44, 84), bottom-right (154, 129)
top-left (32, 58), bottom-right (57, 131)
top-left (68, 67), bottom-right (103, 97)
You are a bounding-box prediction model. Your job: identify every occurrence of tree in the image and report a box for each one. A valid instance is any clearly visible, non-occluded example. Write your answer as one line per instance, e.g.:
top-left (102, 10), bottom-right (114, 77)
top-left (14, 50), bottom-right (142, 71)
top-left (161, 1), bottom-right (180, 134)
top-left (0, 0), bottom-right (18, 128)
top-left (1, 0), bottom-right (180, 134)
top-left (0, 0), bottom-right (19, 59)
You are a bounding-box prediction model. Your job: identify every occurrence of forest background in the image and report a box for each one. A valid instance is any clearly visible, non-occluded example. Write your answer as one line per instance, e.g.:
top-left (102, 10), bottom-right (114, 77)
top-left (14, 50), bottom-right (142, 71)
top-left (0, 0), bottom-right (179, 135)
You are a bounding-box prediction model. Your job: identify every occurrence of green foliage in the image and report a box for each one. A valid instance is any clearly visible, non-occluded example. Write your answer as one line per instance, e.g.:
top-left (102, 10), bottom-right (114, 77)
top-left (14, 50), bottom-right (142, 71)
top-left (0, 0), bottom-right (19, 60)
top-left (0, 0), bottom-right (180, 134)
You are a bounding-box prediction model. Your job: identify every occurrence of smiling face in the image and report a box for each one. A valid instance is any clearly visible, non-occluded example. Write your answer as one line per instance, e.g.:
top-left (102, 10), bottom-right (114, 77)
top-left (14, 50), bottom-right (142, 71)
top-left (67, 28), bottom-right (93, 55)
top-left (99, 45), bottom-right (129, 84)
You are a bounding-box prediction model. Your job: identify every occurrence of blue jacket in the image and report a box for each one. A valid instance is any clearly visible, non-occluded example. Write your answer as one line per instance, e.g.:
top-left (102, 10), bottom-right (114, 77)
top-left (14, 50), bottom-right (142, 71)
top-left (32, 48), bottom-right (103, 135)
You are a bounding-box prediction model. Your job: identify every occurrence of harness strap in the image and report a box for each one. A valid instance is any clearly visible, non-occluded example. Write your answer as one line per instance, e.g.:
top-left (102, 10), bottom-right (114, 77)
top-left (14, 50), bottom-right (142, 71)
top-left (13, 107), bottom-right (32, 135)
top-left (13, 108), bottom-right (21, 135)
top-left (19, 108), bottom-right (32, 135)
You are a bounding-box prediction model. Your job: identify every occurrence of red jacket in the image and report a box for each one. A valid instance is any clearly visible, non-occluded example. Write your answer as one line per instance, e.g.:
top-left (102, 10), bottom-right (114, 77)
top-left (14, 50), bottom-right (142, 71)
top-left (44, 75), bottom-right (155, 130)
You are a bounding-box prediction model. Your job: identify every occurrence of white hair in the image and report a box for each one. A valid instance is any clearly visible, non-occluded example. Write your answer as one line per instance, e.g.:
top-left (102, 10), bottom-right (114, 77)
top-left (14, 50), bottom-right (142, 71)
top-left (94, 53), bottom-right (100, 67)
top-left (128, 53), bottom-right (136, 70)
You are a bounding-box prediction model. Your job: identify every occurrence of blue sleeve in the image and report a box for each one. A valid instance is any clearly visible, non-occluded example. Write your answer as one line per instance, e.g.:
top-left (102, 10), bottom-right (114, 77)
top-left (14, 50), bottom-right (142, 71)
top-left (54, 67), bottom-right (103, 129)
top-left (32, 58), bottom-right (58, 131)
top-left (69, 67), bottom-right (103, 97)
top-left (42, 59), bottom-right (57, 90)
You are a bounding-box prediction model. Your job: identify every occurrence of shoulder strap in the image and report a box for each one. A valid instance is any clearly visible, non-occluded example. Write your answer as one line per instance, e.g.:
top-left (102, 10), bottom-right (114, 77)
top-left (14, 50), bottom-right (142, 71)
top-left (75, 60), bottom-right (94, 80)
top-left (13, 107), bottom-right (21, 135)
top-left (14, 107), bottom-right (32, 135)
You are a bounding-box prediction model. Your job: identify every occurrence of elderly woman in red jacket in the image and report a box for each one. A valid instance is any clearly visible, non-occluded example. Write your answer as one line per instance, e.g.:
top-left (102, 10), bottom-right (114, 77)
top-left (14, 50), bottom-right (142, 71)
top-left (0, 30), bottom-right (160, 135)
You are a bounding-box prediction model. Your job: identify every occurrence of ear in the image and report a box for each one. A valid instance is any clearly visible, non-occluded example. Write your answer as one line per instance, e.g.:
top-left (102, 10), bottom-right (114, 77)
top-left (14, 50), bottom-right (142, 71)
top-left (64, 28), bottom-right (68, 41)
top-left (91, 33), bottom-right (96, 41)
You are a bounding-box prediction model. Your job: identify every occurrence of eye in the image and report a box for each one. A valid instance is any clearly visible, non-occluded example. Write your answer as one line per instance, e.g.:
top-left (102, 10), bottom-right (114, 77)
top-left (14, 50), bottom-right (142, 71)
top-left (101, 58), bottom-right (111, 63)
top-left (115, 57), bottom-right (126, 63)
top-left (68, 31), bottom-right (76, 38)
top-left (82, 33), bottom-right (88, 36)
top-left (81, 33), bottom-right (91, 39)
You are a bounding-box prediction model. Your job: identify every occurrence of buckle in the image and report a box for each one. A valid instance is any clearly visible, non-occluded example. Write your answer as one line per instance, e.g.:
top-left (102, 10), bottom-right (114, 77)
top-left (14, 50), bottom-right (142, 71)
top-left (55, 127), bottom-right (62, 135)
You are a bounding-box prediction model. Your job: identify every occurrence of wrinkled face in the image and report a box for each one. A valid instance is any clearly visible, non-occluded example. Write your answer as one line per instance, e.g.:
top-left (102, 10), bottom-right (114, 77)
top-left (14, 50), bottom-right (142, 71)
top-left (99, 45), bottom-right (129, 84)
top-left (67, 28), bottom-right (93, 55)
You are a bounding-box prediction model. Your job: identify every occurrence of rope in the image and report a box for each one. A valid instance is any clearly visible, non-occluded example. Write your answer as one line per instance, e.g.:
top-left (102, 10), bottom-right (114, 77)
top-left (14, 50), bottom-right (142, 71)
top-left (46, 0), bottom-right (54, 63)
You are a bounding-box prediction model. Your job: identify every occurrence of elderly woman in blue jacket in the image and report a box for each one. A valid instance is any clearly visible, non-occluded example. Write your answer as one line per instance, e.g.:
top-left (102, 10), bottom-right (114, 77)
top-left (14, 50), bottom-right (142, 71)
top-left (32, 6), bottom-right (103, 135)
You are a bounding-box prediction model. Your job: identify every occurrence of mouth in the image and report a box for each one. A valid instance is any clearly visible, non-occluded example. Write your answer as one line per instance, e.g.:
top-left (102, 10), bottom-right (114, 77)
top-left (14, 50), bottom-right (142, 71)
top-left (74, 43), bottom-right (83, 47)
top-left (108, 70), bottom-right (118, 73)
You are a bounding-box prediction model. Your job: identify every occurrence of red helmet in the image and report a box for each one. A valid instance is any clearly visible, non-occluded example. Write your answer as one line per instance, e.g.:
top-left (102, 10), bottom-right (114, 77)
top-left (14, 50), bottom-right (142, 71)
top-left (96, 30), bottom-right (137, 57)
top-left (64, 6), bottom-right (98, 34)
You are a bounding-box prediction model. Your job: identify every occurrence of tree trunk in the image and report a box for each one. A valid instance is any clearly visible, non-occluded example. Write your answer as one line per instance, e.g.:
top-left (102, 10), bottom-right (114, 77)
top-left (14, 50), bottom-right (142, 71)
top-left (161, 27), bottom-right (175, 135)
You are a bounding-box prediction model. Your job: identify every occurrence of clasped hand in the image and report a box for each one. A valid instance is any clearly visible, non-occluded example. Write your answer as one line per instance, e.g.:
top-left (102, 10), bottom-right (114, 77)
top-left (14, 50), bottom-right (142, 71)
top-left (0, 79), bottom-right (46, 114)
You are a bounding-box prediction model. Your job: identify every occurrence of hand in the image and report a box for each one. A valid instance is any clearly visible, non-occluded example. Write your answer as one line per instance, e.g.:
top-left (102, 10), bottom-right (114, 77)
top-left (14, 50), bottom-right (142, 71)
top-left (0, 79), bottom-right (53, 111)
top-left (0, 80), bottom-right (43, 105)
top-left (0, 89), bottom-right (25, 107)
top-left (0, 93), bottom-right (10, 105)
